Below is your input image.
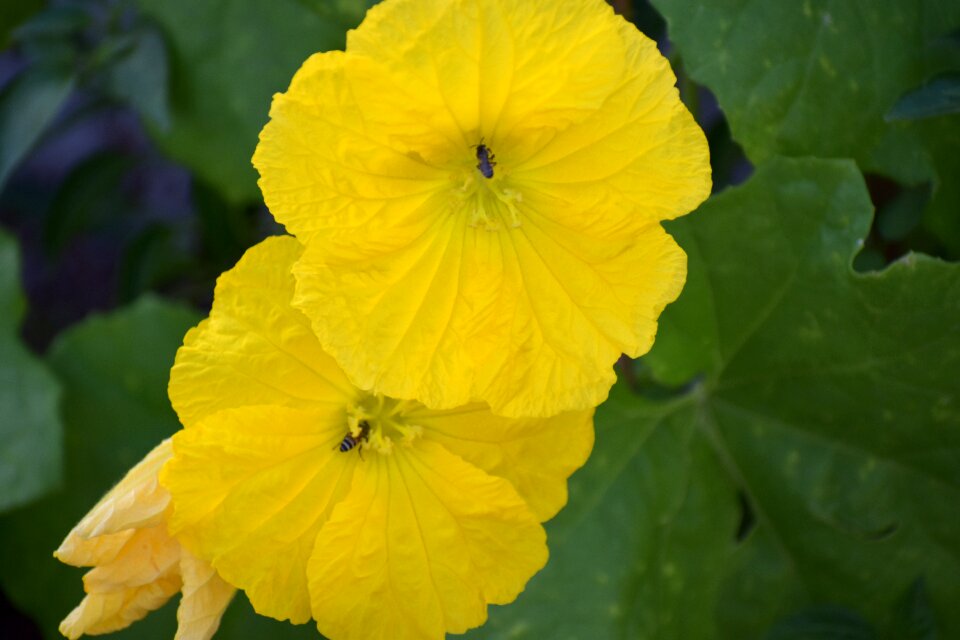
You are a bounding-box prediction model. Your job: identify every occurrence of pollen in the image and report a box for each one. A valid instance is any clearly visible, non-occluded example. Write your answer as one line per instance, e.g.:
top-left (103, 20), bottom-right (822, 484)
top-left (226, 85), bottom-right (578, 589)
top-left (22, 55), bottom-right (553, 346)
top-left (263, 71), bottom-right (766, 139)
top-left (346, 395), bottom-right (422, 455)
top-left (457, 170), bottom-right (524, 231)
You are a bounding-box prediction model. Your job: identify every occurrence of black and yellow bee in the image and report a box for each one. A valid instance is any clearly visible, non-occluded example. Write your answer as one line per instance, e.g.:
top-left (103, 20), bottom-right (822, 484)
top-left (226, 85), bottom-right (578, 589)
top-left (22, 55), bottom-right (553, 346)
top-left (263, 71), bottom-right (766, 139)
top-left (338, 419), bottom-right (371, 454)
top-left (475, 141), bottom-right (496, 179)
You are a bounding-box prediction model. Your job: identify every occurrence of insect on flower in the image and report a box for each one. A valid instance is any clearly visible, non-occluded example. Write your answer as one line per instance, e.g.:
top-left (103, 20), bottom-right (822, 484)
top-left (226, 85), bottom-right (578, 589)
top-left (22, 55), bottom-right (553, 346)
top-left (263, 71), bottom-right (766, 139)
top-left (253, 0), bottom-right (712, 419)
top-left (475, 141), bottom-right (496, 179)
top-left (338, 419), bottom-right (370, 454)
top-left (162, 236), bottom-right (594, 640)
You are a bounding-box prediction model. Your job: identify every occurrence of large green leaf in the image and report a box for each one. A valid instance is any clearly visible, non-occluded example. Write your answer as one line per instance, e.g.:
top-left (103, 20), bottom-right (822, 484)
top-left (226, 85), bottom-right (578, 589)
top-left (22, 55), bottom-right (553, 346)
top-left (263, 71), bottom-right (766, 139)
top-left (0, 231), bottom-right (61, 513)
top-left (655, 158), bottom-right (960, 637)
top-left (650, 0), bottom-right (960, 170)
top-left (135, 0), bottom-right (357, 203)
top-left (651, 0), bottom-right (960, 253)
top-left (471, 158), bottom-right (960, 639)
top-left (468, 386), bottom-right (737, 640)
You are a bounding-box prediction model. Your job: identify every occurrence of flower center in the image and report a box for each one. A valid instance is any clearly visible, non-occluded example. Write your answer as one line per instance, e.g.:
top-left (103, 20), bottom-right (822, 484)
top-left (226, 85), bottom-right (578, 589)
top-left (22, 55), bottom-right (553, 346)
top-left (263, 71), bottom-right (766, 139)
top-left (457, 173), bottom-right (523, 231)
top-left (344, 395), bottom-right (422, 456)
top-left (455, 142), bottom-right (524, 231)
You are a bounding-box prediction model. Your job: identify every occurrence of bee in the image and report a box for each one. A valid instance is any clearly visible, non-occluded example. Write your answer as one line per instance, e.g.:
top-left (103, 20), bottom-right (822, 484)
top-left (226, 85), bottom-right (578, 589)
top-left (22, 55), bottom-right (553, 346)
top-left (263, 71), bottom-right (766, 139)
top-left (337, 419), bottom-right (371, 457)
top-left (475, 140), bottom-right (496, 179)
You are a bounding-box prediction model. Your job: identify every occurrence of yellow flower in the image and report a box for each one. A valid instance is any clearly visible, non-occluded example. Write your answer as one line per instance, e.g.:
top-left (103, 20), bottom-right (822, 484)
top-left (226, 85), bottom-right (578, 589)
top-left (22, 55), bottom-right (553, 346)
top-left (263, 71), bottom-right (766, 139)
top-left (253, 0), bottom-right (710, 418)
top-left (54, 439), bottom-right (235, 640)
top-left (162, 236), bottom-right (594, 640)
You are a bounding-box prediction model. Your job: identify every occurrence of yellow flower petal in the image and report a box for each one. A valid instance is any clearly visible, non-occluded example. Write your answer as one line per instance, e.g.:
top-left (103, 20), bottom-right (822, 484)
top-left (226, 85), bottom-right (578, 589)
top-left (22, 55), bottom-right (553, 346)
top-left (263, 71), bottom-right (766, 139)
top-left (176, 550), bottom-right (236, 640)
top-left (308, 440), bottom-right (546, 640)
top-left (168, 235), bottom-right (357, 428)
top-left (345, 0), bottom-right (627, 157)
top-left (514, 19), bottom-right (711, 226)
top-left (476, 218), bottom-right (687, 415)
top-left (413, 404), bottom-right (594, 521)
top-left (163, 396), bottom-right (577, 637)
top-left (56, 440), bottom-right (235, 640)
top-left (254, 52), bottom-right (452, 240)
top-left (164, 228), bottom-right (596, 638)
top-left (161, 406), bottom-right (356, 624)
top-left (291, 216), bottom-right (478, 409)
top-left (254, 0), bottom-right (709, 417)
top-left (293, 214), bottom-right (687, 417)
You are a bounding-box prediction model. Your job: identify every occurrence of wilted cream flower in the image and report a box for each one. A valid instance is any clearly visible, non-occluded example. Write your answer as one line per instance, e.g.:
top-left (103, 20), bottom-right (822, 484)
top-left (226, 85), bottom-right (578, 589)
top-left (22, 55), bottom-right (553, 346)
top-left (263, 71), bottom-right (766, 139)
top-left (55, 440), bottom-right (235, 640)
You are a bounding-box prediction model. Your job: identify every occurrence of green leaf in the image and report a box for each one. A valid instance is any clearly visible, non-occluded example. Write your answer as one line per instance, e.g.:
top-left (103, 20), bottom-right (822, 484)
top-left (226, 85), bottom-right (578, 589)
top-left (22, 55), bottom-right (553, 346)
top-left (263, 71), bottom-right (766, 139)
top-left (888, 73), bottom-right (960, 121)
top-left (191, 177), bottom-right (261, 267)
top-left (668, 161), bottom-right (960, 637)
top-left (660, 157), bottom-right (959, 637)
top-left (472, 158), bottom-right (959, 639)
top-left (650, 0), bottom-right (960, 169)
top-left (135, 0), bottom-right (357, 203)
top-left (103, 25), bottom-right (172, 130)
top-left (10, 4), bottom-right (93, 73)
top-left (651, 0), bottom-right (960, 254)
top-left (917, 124), bottom-right (960, 256)
top-left (10, 4), bottom-right (91, 45)
top-left (891, 578), bottom-right (939, 640)
top-left (295, 0), bottom-right (381, 27)
top-left (763, 606), bottom-right (878, 640)
top-left (0, 66), bottom-right (75, 189)
top-left (0, 231), bottom-right (61, 513)
top-left (118, 224), bottom-right (192, 303)
top-left (0, 0), bottom-right (41, 46)
top-left (469, 386), bottom-right (737, 640)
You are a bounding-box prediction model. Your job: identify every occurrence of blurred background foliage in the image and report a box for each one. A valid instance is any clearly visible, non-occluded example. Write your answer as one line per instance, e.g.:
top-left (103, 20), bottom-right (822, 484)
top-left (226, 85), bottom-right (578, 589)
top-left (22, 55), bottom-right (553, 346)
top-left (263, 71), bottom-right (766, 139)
top-left (0, 1), bottom-right (957, 639)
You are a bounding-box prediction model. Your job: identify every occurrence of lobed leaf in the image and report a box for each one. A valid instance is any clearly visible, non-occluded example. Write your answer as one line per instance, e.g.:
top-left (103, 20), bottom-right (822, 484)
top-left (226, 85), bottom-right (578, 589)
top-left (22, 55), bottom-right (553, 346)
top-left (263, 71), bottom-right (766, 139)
top-left (472, 158), bottom-right (960, 639)
top-left (651, 0), bottom-right (960, 253)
